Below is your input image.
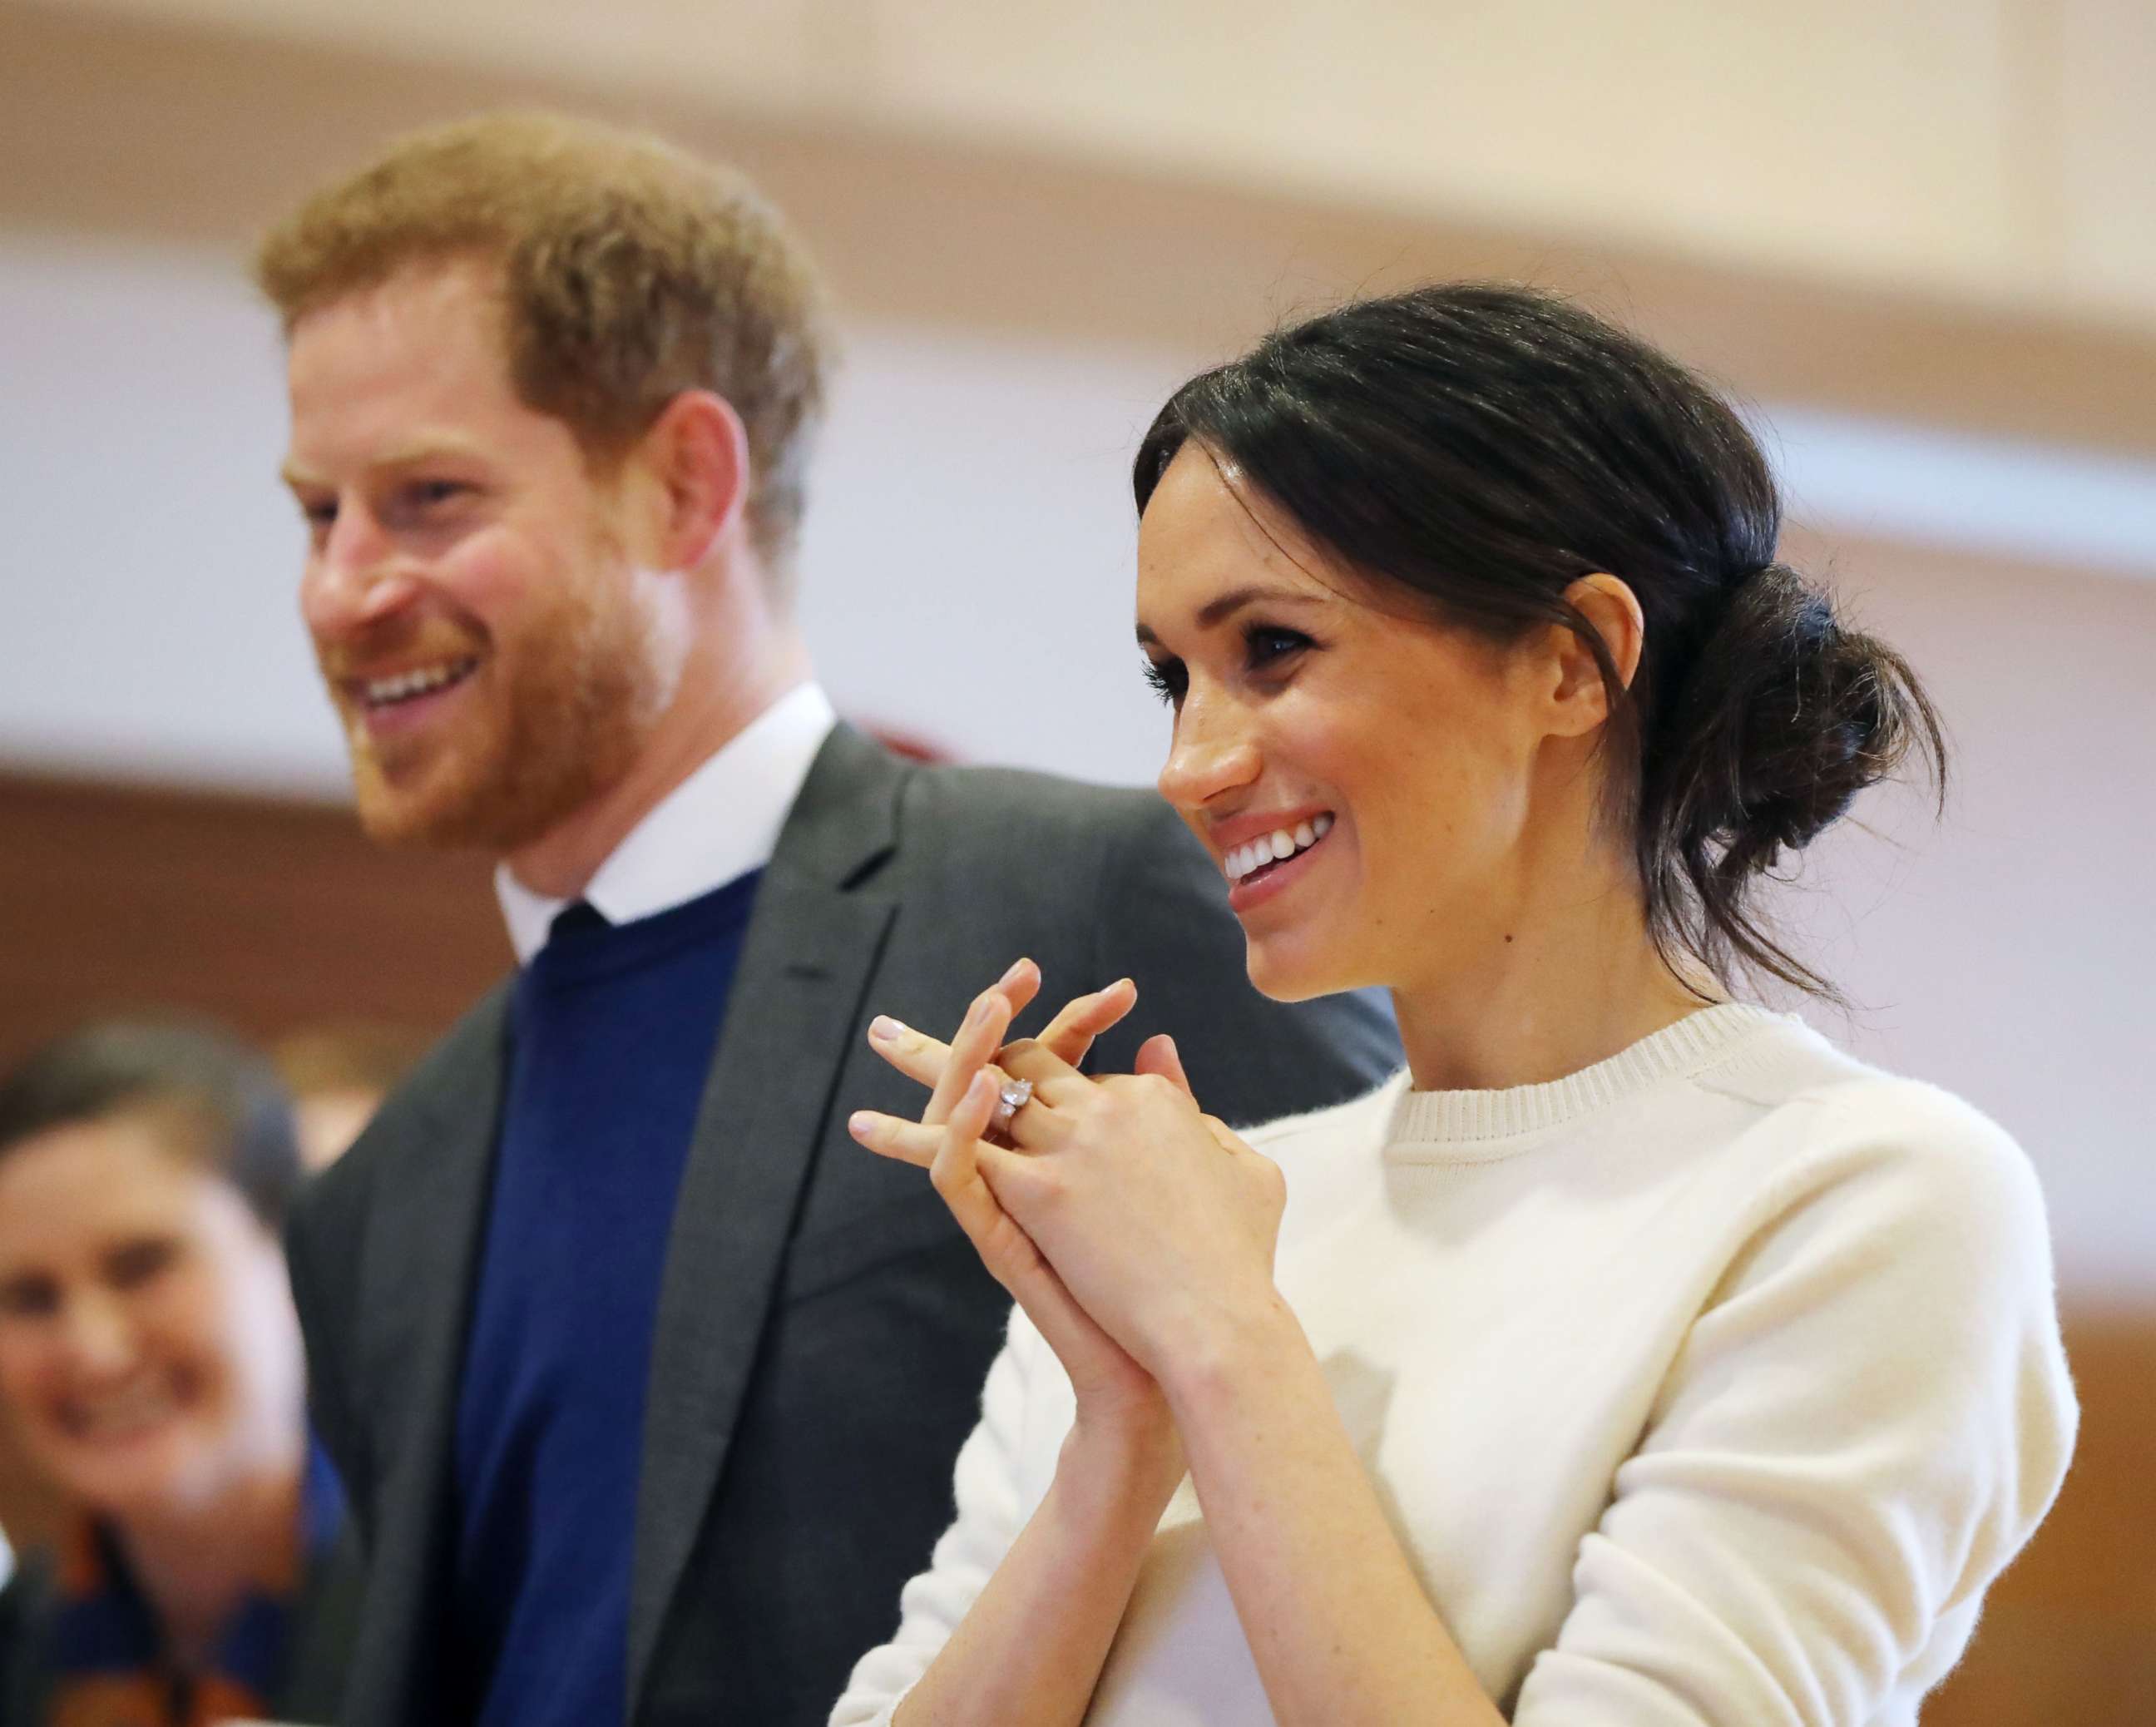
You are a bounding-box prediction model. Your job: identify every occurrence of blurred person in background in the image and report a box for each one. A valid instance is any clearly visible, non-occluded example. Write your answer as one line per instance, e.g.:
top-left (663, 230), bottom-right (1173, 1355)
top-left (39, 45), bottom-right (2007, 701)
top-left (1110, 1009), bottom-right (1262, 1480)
top-left (0, 1021), bottom-right (358, 1726)
top-left (255, 111), bottom-right (1397, 1727)
top-left (834, 285), bottom-right (2078, 1726)
top-left (270, 1022), bottom-right (431, 1174)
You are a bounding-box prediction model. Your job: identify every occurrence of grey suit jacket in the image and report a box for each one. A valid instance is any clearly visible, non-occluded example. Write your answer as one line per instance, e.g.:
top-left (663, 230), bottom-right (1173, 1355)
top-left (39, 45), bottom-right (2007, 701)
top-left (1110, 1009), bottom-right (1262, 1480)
top-left (285, 724), bottom-right (1398, 1727)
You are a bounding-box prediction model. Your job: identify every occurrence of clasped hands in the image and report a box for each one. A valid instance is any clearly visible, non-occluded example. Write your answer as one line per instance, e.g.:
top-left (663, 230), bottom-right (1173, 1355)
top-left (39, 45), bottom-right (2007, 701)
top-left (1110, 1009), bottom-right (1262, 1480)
top-left (847, 958), bottom-right (1288, 1447)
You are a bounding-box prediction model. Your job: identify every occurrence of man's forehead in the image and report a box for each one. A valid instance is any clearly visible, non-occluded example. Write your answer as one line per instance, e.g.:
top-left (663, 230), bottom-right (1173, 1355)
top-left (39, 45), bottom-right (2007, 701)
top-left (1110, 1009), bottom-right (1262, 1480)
top-left (284, 259), bottom-right (511, 403)
top-left (294, 250), bottom-right (504, 333)
top-left (280, 265), bottom-right (531, 478)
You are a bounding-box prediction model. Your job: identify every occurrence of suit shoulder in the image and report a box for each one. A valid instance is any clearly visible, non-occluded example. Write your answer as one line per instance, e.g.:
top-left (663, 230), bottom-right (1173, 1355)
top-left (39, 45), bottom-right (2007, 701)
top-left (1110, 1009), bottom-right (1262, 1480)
top-left (898, 765), bottom-right (1194, 874)
top-left (295, 979), bottom-right (511, 1239)
top-left (902, 762), bottom-right (1167, 834)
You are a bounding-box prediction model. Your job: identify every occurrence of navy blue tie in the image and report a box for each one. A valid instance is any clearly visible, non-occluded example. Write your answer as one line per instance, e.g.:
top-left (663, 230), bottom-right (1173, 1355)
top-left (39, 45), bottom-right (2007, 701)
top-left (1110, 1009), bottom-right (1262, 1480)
top-left (546, 900), bottom-right (611, 944)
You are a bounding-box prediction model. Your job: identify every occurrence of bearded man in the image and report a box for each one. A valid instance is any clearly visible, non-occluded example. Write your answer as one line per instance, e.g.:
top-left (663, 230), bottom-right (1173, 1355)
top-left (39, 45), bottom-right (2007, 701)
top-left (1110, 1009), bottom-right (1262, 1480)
top-left (260, 112), bottom-right (1397, 1727)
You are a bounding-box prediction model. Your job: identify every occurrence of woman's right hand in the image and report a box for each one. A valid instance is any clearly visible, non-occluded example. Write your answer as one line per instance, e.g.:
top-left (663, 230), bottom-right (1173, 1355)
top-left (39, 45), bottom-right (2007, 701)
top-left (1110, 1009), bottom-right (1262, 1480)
top-left (852, 968), bottom-right (1182, 1484)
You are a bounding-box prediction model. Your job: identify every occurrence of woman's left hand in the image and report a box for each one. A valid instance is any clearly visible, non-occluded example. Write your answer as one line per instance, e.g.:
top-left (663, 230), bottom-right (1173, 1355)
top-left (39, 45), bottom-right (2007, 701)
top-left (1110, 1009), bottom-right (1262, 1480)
top-left (857, 977), bottom-right (1289, 1384)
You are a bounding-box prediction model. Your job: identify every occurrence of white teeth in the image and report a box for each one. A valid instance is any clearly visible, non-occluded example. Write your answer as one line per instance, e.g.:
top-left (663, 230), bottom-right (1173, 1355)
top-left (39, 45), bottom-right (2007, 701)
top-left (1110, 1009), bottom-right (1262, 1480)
top-left (1223, 814), bottom-right (1337, 883)
top-left (362, 658), bottom-right (476, 706)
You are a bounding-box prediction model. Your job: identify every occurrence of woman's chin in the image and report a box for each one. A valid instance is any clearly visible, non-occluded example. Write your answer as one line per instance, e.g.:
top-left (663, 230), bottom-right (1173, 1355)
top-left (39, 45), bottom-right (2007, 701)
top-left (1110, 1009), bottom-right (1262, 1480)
top-left (1242, 935), bottom-right (1362, 1005)
top-left (49, 1431), bottom-right (217, 1520)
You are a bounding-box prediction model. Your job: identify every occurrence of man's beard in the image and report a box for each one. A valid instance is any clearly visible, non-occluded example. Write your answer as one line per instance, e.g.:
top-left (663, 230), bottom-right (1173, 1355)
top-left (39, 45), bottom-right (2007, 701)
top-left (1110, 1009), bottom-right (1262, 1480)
top-left (347, 577), bottom-right (664, 855)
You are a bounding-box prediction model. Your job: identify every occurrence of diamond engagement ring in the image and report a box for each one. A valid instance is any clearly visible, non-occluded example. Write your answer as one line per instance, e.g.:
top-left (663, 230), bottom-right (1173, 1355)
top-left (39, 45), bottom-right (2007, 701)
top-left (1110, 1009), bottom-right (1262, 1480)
top-left (991, 1076), bottom-right (1034, 1135)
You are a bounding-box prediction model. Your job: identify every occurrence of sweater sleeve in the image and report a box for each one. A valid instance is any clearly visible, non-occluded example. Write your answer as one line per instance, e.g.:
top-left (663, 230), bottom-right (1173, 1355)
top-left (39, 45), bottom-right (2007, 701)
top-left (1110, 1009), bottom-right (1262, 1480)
top-left (1512, 1080), bottom-right (2077, 1726)
top-left (828, 1307), bottom-right (1047, 1727)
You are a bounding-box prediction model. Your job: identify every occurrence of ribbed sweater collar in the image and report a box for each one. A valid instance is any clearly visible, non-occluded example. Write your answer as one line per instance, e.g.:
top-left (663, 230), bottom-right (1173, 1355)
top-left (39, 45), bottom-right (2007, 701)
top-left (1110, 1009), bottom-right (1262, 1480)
top-left (1385, 1002), bottom-right (1783, 1152)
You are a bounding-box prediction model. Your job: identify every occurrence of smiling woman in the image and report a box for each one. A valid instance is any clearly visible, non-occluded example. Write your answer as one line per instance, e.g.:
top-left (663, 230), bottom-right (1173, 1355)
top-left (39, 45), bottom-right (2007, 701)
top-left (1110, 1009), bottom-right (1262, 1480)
top-left (0, 1021), bottom-right (358, 1726)
top-left (833, 285), bottom-right (2077, 1727)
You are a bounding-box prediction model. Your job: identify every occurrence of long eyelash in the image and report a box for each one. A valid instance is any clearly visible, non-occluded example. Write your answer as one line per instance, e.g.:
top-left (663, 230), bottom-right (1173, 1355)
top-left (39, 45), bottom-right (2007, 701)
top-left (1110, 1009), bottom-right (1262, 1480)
top-left (1140, 658), bottom-right (1184, 705)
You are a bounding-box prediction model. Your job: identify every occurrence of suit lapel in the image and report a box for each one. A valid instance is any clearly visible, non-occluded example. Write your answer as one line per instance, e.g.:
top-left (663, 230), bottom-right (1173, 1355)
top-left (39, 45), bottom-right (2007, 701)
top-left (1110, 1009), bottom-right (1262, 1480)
top-left (344, 992), bottom-right (509, 1726)
top-left (626, 727), bottom-right (903, 1715)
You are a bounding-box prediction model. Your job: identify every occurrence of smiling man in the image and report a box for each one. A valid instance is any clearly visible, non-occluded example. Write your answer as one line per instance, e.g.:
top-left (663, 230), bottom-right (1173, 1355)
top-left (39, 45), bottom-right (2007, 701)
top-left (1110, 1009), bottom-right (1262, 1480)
top-left (255, 113), bottom-right (1397, 1727)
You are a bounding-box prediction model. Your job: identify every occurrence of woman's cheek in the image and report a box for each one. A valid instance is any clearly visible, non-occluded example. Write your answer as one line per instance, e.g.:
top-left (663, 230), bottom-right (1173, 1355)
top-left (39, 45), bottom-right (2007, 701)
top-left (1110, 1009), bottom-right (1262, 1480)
top-left (0, 1321), bottom-right (52, 1415)
top-left (142, 1264), bottom-right (234, 1394)
top-left (216, 1250), bottom-right (296, 1416)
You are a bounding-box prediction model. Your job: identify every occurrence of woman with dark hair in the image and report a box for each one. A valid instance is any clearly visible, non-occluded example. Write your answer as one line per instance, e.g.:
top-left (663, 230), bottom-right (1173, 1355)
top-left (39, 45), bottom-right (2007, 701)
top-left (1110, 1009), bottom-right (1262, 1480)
top-left (832, 285), bottom-right (2075, 1725)
top-left (0, 1021), bottom-right (358, 1726)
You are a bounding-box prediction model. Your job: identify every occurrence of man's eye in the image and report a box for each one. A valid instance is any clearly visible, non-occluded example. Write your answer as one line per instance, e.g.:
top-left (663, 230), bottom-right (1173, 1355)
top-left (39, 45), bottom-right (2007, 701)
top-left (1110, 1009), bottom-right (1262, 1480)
top-left (1140, 656), bottom-right (1186, 705)
top-left (377, 479), bottom-right (477, 531)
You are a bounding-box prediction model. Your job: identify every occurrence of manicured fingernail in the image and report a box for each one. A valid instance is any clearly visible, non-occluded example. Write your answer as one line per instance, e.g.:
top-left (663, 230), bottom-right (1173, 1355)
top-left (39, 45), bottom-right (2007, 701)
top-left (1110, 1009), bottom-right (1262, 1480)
top-left (848, 1111), bottom-right (876, 1138)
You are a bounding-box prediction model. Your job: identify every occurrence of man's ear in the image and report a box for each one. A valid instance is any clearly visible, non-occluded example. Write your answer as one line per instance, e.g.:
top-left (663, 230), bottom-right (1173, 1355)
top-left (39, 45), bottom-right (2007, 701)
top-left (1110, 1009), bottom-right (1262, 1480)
top-left (635, 389), bottom-right (750, 571)
top-left (1545, 573), bottom-right (1645, 737)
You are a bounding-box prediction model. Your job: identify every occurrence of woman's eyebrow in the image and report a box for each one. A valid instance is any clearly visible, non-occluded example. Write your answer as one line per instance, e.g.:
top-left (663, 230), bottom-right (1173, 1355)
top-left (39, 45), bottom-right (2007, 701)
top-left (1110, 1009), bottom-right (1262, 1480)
top-left (1136, 584), bottom-right (1321, 645)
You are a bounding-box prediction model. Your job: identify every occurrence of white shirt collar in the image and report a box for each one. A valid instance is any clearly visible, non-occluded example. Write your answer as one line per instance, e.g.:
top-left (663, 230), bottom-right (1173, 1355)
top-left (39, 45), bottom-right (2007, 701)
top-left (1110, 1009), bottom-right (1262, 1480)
top-left (494, 681), bottom-right (838, 962)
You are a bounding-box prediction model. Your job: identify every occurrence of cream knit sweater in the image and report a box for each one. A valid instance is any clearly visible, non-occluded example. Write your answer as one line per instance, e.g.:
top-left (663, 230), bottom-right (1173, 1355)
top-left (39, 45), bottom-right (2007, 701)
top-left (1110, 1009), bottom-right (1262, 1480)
top-left (831, 1005), bottom-right (2077, 1725)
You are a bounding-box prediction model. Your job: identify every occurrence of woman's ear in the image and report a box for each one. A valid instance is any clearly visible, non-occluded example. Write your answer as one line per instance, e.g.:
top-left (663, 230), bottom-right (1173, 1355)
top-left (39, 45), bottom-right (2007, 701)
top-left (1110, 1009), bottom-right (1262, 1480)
top-left (1545, 573), bottom-right (1645, 737)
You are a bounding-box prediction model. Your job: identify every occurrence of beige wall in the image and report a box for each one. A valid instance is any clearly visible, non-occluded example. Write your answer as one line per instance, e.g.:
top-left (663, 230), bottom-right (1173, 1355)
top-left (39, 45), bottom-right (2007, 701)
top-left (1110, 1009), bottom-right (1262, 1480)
top-left (42, 0), bottom-right (2156, 331)
top-left (10, 1), bottom-right (2156, 461)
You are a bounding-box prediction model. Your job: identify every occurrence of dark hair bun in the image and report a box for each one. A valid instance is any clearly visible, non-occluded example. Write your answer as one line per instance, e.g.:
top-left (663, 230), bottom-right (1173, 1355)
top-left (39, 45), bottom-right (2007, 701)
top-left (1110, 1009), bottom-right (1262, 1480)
top-left (1644, 562), bottom-right (1946, 981)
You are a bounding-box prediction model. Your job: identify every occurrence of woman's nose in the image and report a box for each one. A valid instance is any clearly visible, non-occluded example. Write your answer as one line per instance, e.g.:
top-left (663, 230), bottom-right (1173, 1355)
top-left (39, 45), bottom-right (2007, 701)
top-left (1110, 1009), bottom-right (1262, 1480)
top-left (1157, 697), bottom-right (1262, 812)
top-left (57, 1290), bottom-right (138, 1381)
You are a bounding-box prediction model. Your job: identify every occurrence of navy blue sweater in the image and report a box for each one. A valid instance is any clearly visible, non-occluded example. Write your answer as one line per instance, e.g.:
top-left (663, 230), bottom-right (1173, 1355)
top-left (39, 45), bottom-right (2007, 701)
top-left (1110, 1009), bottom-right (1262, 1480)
top-left (449, 872), bottom-right (761, 1727)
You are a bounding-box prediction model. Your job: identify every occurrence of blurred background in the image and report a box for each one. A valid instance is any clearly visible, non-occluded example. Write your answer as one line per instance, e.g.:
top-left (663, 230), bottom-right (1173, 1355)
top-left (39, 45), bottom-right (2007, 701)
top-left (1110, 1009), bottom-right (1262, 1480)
top-left (2, 2), bottom-right (2150, 1718)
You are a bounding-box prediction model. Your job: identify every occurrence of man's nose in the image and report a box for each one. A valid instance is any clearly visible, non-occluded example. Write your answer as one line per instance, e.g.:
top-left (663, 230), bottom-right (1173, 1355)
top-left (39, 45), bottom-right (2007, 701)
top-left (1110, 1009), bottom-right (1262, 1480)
top-left (301, 504), bottom-right (421, 641)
